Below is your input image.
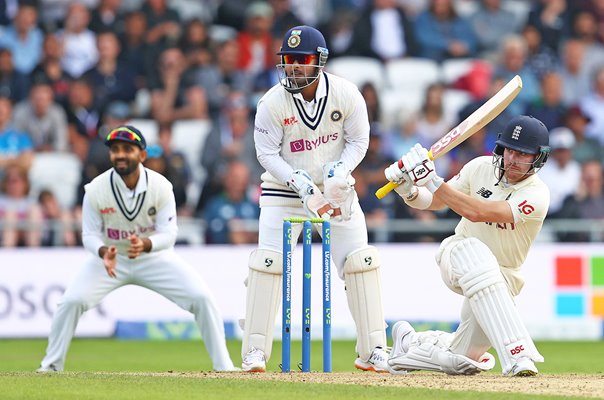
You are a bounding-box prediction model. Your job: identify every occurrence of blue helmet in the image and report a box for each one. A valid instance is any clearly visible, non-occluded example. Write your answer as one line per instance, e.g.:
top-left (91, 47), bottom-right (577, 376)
top-left (277, 26), bottom-right (329, 93)
top-left (493, 115), bottom-right (550, 180)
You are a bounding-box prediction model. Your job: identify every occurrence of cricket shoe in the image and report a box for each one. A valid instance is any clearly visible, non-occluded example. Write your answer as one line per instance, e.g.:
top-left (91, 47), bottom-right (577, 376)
top-left (354, 346), bottom-right (390, 372)
top-left (389, 321), bottom-right (416, 359)
top-left (36, 364), bottom-right (58, 373)
top-left (242, 347), bottom-right (266, 372)
top-left (509, 357), bottom-right (538, 377)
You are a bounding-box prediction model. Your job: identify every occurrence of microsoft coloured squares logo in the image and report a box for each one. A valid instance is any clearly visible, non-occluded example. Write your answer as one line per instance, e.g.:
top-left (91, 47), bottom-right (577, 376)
top-left (555, 256), bottom-right (604, 317)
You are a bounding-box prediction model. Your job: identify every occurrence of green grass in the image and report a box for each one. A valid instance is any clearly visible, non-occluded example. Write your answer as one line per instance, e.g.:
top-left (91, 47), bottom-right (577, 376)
top-left (0, 339), bottom-right (602, 399)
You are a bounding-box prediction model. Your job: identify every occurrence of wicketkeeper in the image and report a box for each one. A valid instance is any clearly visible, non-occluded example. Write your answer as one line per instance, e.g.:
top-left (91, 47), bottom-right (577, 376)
top-left (241, 25), bottom-right (389, 372)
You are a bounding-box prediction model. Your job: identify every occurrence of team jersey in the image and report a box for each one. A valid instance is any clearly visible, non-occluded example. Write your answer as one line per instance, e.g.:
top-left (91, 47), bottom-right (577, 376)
top-left (447, 156), bottom-right (550, 291)
top-left (254, 71), bottom-right (369, 207)
top-left (83, 165), bottom-right (177, 256)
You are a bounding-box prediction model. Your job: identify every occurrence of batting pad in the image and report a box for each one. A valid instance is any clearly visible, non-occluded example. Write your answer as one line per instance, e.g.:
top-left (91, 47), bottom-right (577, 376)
top-left (241, 249), bottom-right (282, 361)
top-left (450, 238), bottom-right (543, 374)
top-left (344, 246), bottom-right (387, 361)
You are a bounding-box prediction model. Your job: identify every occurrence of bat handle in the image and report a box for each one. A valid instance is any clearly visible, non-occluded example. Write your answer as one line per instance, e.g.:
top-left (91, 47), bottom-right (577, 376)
top-left (375, 181), bottom-right (398, 199)
top-left (375, 150), bottom-right (434, 199)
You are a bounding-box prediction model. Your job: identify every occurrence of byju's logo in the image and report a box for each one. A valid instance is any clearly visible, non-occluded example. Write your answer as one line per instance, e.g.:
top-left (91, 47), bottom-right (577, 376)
top-left (289, 133), bottom-right (339, 153)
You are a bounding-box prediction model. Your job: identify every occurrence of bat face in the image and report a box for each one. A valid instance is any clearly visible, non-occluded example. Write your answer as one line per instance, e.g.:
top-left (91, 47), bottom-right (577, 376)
top-left (430, 120), bottom-right (469, 159)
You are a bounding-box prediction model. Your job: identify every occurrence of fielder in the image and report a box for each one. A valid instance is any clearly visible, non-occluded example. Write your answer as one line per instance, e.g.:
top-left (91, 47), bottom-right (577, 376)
top-left (241, 25), bottom-right (389, 372)
top-left (384, 115), bottom-right (550, 376)
top-left (37, 125), bottom-right (236, 372)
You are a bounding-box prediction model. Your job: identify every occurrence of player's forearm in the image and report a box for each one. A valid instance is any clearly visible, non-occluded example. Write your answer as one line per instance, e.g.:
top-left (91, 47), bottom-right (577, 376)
top-left (147, 232), bottom-right (175, 251)
top-left (434, 183), bottom-right (514, 223)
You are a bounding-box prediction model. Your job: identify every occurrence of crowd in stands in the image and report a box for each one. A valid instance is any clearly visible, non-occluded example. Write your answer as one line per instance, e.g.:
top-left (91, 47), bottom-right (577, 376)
top-left (1, 0), bottom-right (604, 246)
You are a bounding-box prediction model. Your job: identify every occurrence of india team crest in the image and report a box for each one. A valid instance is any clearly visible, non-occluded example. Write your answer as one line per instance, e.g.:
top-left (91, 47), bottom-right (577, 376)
top-left (148, 207), bottom-right (156, 216)
top-left (331, 110), bottom-right (342, 121)
top-left (288, 31), bottom-right (301, 48)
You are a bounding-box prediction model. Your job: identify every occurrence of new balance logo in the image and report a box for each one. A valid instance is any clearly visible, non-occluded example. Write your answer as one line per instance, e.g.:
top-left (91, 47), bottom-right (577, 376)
top-left (477, 187), bottom-right (493, 198)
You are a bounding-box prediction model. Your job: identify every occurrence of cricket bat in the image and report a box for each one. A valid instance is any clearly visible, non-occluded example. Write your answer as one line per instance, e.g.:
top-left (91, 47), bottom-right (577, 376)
top-left (375, 74), bottom-right (523, 199)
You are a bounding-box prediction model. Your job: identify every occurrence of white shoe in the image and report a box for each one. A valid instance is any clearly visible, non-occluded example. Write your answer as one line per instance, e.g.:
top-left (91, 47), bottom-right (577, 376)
top-left (390, 321), bottom-right (415, 359)
top-left (509, 357), bottom-right (538, 377)
top-left (36, 364), bottom-right (58, 373)
top-left (242, 347), bottom-right (266, 372)
top-left (354, 347), bottom-right (390, 372)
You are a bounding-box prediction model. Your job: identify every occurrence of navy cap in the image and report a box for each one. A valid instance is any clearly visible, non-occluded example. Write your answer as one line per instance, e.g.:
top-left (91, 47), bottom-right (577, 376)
top-left (277, 25), bottom-right (328, 56)
top-left (104, 125), bottom-right (147, 150)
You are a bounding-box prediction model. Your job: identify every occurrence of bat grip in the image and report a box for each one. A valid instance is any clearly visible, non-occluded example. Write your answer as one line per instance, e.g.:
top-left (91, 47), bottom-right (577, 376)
top-left (375, 150), bottom-right (434, 199)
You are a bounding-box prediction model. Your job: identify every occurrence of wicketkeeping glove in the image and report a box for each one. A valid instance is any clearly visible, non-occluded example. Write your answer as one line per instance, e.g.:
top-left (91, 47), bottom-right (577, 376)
top-left (323, 161), bottom-right (355, 221)
top-left (401, 143), bottom-right (444, 193)
top-left (287, 169), bottom-right (333, 220)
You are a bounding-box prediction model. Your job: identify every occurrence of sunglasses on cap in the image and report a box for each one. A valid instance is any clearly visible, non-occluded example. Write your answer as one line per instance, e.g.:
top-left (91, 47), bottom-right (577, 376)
top-left (106, 127), bottom-right (142, 143)
top-left (283, 54), bottom-right (318, 65)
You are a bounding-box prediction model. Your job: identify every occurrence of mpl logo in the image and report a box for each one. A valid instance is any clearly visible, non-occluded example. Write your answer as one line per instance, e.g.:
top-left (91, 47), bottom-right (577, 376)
top-left (284, 116), bottom-right (299, 126)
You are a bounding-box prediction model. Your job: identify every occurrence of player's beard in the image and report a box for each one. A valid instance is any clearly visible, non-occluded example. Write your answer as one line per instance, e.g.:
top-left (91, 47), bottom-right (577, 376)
top-left (112, 158), bottom-right (138, 176)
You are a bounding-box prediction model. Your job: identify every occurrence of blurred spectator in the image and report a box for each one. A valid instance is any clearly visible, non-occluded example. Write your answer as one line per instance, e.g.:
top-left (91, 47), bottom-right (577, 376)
top-left (348, 0), bottom-right (416, 61)
top-left (236, 2), bottom-right (275, 77)
top-left (385, 111), bottom-right (422, 161)
top-left (64, 78), bottom-right (100, 161)
top-left (0, 48), bottom-right (29, 103)
top-left (215, 0), bottom-right (256, 31)
top-left (38, 0), bottom-right (97, 32)
top-left (526, 0), bottom-right (572, 53)
top-left (250, 36), bottom-right (281, 107)
top-left (354, 128), bottom-right (395, 242)
top-left (57, 3), bottom-right (98, 78)
top-left (269, 0), bottom-right (303, 37)
top-left (525, 71), bottom-right (566, 130)
top-left (574, 0), bottom-right (604, 44)
top-left (150, 47), bottom-right (208, 124)
top-left (89, 0), bottom-right (125, 34)
top-left (447, 127), bottom-right (491, 179)
top-left (178, 19), bottom-right (214, 70)
top-left (83, 30), bottom-right (138, 114)
top-left (354, 171), bottom-right (392, 243)
top-left (199, 92), bottom-right (261, 210)
top-left (196, 39), bottom-right (250, 119)
top-left (360, 82), bottom-right (381, 126)
top-left (559, 39), bottom-right (593, 106)
top-left (0, 96), bottom-right (33, 171)
top-left (580, 65), bottom-right (604, 146)
top-left (469, 0), bottom-right (520, 60)
top-left (493, 34), bottom-right (541, 115)
top-left (564, 105), bottom-right (603, 164)
top-left (143, 143), bottom-right (189, 213)
top-left (76, 100), bottom-right (128, 206)
top-left (413, 0), bottom-right (476, 62)
top-left (119, 11), bottom-right (150, 90)
top-left (142, 0), bottom-right (181, 68)
top-left (521, 24), bottom-right (559, 81)
top-left (0, 3), bottom-right (43, 74)
top-left (201, 160), bottom-right (259, 244)
top-left (539, 127), bottom-right (581, 217)
top-left (557, 160), bottom-right (604, 241)
top-left (0, 0), bottom-right (17, 26)
top-left (31, 33), bottom-right (70, 104)
top-left (38, 189), bottom-right (77, 247)
top-left (414, 82), bottom-right (454, 147)
top-left (13, 79), bottom-right (68, 152)
top-left (320, 8), bottom-right (356, 58)
top-left (0, 163), bottom-right (42, 247)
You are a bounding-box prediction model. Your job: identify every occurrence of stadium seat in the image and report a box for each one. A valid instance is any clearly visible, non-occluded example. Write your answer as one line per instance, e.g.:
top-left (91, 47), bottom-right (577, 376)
top-left (127, 119), bottom-right (159, 146)
top-left (29, 152), bottom-right (82, 209)
top-left (170, 119), bottom-right (212, 208)
top-left (440, 58), bottom-right (477, 85)
top-left (379, 88), bottom-right (423, 129)
top-left (443, 89), bottom-right (473, 123)
top-left (326, 56), bottom-right (386, 90)
top-left (385, 58), bottom-right (440, 93)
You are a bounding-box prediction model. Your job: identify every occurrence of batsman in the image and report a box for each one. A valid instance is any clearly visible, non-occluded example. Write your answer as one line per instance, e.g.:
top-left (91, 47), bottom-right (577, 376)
top-left (384, 115), bottom-right (550, 376)
top-left (241, 25), bottom-right (389, 372)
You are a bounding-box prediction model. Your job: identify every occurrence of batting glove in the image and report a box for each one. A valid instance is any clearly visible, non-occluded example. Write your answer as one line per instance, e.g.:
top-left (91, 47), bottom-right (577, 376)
top-left (287, 170), bottom-right (333, 220)
top-left (401, 144), bottom-right (444, 193)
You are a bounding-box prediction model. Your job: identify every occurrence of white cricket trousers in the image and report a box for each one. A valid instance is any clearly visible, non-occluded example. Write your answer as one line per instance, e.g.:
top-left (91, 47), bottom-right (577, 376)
top-left (40, 249), bottom-right (234, 371)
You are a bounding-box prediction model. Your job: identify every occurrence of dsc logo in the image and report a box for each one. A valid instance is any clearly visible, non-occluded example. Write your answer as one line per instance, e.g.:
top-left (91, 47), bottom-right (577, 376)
top-left (510, 345), bottom-right (525, 355)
